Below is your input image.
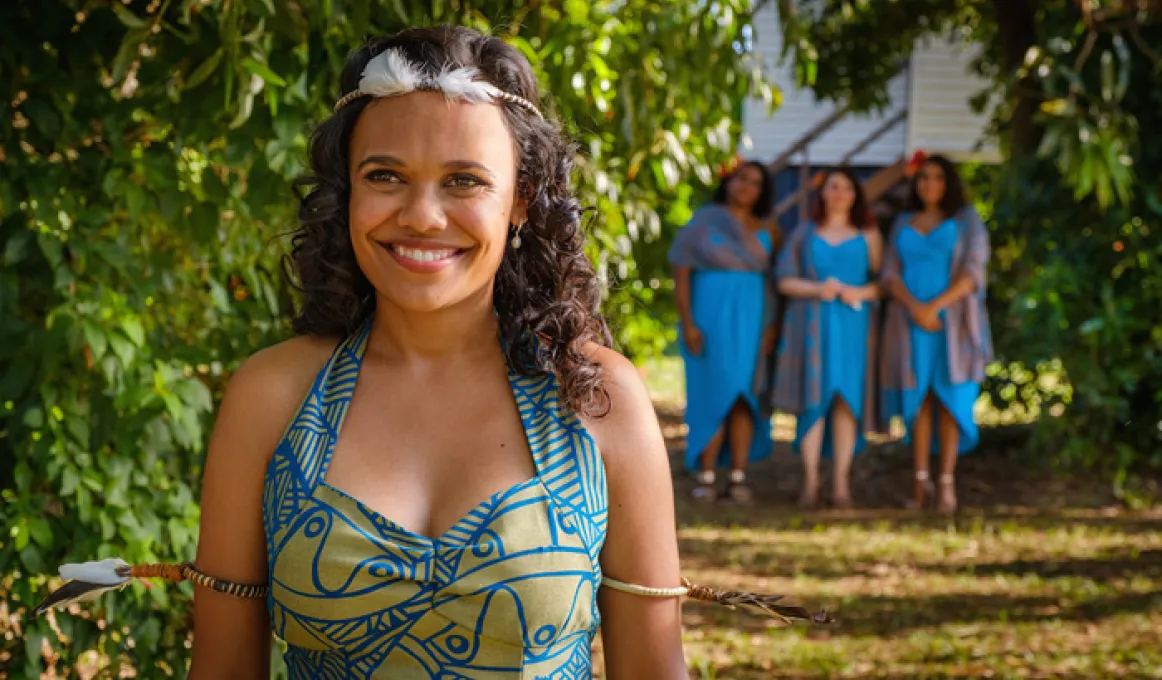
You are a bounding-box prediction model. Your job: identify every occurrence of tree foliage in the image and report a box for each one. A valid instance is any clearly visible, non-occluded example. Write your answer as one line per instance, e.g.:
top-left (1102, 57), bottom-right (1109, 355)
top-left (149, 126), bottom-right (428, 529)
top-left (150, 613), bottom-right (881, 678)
top-left (773, 0), bottom-right (1162, 474)
top-left (0, 0), bottom-right (771, 675)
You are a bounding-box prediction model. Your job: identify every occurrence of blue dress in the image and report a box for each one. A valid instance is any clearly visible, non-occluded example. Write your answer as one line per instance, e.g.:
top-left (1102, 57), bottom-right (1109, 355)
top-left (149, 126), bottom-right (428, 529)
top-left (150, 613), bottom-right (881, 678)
top-left (681, 230), bottom-right (774, 470)
top-left (793, 235), bottom-right (872, 457)
top-left (897, 219), bottom-right (979, 454)
top-left (264, 323), bottom-right (608, 677)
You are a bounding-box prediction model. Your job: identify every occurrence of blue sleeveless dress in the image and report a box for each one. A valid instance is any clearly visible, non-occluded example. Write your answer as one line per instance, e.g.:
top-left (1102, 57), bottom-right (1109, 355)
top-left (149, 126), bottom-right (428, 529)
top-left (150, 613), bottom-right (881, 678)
top-left (793, 234), bottom-right (872, 457)
top-left (897, 219), bottom-right (979, 454)
top-left (262, 324), bottom-right (608, 678)
top-left (682, 230), bottom-right (774, 470)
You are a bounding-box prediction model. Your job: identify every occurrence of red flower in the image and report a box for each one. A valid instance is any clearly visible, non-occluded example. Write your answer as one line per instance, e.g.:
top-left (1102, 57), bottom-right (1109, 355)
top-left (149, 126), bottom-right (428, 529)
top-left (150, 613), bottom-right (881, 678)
top-left (905, 150), bottom-right (929, 177)
top-left (717, 153), bottom-right (744, 179)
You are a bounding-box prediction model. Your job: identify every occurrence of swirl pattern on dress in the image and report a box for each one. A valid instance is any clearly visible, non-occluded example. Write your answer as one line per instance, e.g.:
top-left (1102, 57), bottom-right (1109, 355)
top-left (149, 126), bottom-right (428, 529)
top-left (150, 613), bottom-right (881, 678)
top-left (263, 324), bottom-right (608, 678)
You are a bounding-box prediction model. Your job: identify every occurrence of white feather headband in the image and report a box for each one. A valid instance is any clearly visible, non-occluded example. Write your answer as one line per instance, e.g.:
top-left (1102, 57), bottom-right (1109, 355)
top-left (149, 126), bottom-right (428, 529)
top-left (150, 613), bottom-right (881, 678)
top-left (333, 48), bottom-right (543, 119)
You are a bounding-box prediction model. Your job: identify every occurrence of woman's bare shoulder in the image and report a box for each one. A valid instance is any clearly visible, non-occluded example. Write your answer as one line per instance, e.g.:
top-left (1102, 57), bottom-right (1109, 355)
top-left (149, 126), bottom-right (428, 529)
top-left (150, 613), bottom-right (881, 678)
top-left (228, 335), bottom-right (335, 403)
top-left (577, 345), bottom-right (667, 475)
top-left (211, 334), bottom-right (338, 465)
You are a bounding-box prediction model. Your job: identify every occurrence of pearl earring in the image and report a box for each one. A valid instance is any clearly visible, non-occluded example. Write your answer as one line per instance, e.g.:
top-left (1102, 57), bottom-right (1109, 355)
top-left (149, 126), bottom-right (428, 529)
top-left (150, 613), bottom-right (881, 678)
top-left (511, 221), bottom-right (525, 249)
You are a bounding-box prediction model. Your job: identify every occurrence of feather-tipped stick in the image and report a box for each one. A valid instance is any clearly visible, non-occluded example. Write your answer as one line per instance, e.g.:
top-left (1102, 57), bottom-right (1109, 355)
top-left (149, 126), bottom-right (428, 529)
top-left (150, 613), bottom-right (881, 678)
top-left (34, 558), bottom-right (132, 616)
top-left (682, 578), bottom-right (834, 625)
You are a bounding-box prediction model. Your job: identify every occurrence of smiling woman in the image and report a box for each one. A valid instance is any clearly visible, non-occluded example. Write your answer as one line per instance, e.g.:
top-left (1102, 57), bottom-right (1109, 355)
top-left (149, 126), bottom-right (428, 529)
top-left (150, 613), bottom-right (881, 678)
top-left (183, 25), bottom-right (689, 680)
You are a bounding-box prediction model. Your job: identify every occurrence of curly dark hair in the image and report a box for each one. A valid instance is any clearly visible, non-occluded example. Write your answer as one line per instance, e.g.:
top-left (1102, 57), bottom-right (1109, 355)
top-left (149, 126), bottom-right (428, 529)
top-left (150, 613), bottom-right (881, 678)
top-left (809, 166), bottom-right (873, 228)
top-left (711, 160), bottom-right (775, 219)
top-left (908, 154), bottom-right (968, 217)
top-left (285, 26), bottom-right (612, 416)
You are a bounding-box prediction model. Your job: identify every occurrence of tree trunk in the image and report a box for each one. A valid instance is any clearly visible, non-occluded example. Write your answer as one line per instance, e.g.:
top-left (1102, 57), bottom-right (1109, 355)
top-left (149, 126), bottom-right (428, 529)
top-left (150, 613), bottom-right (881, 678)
top-left (991, 0), bottom-right (1043, 156)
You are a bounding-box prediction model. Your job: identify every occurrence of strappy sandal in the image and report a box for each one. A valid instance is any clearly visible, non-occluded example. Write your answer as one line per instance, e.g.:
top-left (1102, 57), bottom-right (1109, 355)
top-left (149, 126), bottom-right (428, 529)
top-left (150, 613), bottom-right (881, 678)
top-left (722, 469), bottom-right (753, 505)
top-left (905, 469), bottom-right (935, 510)
top-left (937, 474), bottom-right (958, 516)
top-left (692, 470), bottom-right (718, 504)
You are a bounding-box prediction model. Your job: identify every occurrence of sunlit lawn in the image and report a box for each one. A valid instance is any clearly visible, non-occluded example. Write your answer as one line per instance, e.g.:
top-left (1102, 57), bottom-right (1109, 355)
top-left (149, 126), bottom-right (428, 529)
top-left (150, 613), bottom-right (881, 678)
top-left (607, 357), bottom-right (1162, 679)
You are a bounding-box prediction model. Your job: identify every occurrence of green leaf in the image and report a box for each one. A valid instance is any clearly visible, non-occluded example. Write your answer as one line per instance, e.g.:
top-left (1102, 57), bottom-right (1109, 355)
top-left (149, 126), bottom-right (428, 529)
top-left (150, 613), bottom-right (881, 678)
top-left (185, 49), bottom-right (224, 90)
top-left (23, 407), bottom-right (44, 429)
top-left (564, 0), bottom-right (588, 22)
top-left (122, 317), bottom-right (146, 347)
top-left (29, 518), bottom-right (53, 548)
top-left (112, 4), bottom-right (147, 28)
top-left (38, 233), bottom-right (63, 269)
top-left (13, 523), bottom-right (29, 551)
top-left (3, 229), bottom-right (31, 265)
top-left (1100, 50), bottom-right (1114, 103)
top-left (19, 545), bottom-right (45, 574)
top-left (66, 416), bottom-right (91, 449)
top-left (112, 28), bottom-right (149, 83)
top-left (390, 0), bottom-right (410, 22)
top-left (83, 321), bottom-right (108, 361)
top-left (242, 56), bottom-right (287, 87)
top-left (109, 331), bottom-right (136, 368)
top-left (61, 467), bottom-right (79, 496)
top-left (15, 461), bottom-right (33, 491)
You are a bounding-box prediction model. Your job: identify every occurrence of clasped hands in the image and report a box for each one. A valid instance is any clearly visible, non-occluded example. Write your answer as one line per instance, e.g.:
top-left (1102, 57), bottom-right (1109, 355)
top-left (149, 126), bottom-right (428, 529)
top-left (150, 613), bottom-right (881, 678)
top-left (816, 278), bottom-right (874, 310)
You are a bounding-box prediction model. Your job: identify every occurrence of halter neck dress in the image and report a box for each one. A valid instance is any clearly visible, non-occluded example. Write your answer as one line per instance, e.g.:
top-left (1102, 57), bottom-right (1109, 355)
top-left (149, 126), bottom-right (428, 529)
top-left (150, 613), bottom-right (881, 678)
top-left (262, 322), bottom-right (609, 678)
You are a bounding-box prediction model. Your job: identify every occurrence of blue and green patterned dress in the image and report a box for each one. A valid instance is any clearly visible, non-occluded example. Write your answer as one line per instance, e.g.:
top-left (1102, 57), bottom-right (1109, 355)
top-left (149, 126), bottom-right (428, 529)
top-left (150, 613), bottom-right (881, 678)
top-left (262, 323), bottom-right (608, 678)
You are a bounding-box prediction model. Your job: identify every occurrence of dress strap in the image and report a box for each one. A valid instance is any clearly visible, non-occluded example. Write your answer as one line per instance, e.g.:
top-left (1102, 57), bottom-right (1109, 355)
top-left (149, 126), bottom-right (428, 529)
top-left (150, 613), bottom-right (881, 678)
top-left (288, 321), bottom-right (372, 491)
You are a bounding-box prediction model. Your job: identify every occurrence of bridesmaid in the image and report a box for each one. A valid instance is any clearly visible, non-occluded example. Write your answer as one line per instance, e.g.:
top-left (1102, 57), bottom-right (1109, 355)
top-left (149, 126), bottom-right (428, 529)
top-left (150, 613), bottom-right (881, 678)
top-left (881, 154), bottom-right (993, 515)
top-left (773, 168), bottom-right (881, 509)
top-left (669, 160), bottom-right (780, 504)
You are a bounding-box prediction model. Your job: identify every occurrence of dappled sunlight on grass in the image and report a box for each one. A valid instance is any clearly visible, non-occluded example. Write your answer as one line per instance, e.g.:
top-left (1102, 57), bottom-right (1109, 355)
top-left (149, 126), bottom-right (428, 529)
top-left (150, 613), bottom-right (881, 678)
top-left (671, 508), bottom-right (1162, 678)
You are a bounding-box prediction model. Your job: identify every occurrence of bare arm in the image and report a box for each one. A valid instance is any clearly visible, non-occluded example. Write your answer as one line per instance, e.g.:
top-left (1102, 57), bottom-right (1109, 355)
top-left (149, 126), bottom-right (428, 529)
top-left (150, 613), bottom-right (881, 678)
top-left (850, 229), bottom-right (884, 302)
top-left (931, 212), bottom-right (990, 311)
top-left (583, 347), bottom-right (688, 680)
top-left (865, 228), bottom-right (884, 274)
top-left (674, 266), bottom-right (695, 330)
top-left (883, 276), bottom-right (920, 312)
top-left (929, 274), bottom-right (977, 311)
top-left (880, 227), bottom-right (921, 313)
top-left (188, 338), bottom-right (333, 680)
top-left (777, 277), bottom-right (825, 299)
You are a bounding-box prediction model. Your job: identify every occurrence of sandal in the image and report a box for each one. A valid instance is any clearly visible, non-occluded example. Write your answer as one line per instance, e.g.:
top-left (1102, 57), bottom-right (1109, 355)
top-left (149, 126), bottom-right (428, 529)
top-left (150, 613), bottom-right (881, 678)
top-left (722, 470), bottom-right (753, 505)
top-left (692, 470), bottom-right (717, 504)
top-left (937, 474), bottom-right (958, 516)
top-left (905, 470), bottom-right (935, 510)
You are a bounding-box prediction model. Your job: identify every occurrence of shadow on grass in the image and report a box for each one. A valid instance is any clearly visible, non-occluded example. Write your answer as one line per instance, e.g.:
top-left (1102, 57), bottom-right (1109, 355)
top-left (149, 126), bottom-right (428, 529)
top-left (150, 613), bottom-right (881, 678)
top-left (684, 588), bottom-right (1162, 637)
top-left (677, 527), bottom-right (1162, 581)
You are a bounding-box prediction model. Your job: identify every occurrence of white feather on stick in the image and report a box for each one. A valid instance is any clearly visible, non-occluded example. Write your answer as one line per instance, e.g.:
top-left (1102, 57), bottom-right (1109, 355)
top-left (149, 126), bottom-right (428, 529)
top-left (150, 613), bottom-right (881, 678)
top-left (59, 558), bottom-right (130, 585)
top-left (35, 558), bottom-right (132, 615)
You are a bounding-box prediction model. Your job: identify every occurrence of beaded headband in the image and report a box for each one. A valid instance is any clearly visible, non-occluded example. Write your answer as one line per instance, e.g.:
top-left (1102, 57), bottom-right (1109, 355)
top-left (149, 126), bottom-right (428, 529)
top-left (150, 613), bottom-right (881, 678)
top-left (333, 47), bottom-right (544, 119)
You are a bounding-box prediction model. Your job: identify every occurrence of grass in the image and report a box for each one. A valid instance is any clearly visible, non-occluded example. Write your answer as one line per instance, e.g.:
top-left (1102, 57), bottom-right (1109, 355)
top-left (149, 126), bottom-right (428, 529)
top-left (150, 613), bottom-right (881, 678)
top-left (672, 513), bottom-right (1162, 679)
top-left (598, 357), bottom-right (1162, 679)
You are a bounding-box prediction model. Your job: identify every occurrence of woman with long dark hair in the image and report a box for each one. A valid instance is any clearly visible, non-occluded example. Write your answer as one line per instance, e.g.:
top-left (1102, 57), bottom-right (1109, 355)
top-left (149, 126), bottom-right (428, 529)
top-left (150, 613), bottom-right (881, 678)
top-left (182, 26), bottom-right (687, 677)
top-left (881, 154), bottom-right (993, 515)
top-left (669, 160), bottom-right (780, 504)
top-left (773, 168), bottom-right (881, 508)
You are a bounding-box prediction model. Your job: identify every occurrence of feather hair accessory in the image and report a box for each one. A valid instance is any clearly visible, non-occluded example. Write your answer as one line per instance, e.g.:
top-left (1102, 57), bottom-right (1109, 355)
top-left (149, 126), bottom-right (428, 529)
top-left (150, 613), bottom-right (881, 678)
top-left (34, 559), bottom-right (268, 616)
top-left (333, 48), bottom-right (543, 119)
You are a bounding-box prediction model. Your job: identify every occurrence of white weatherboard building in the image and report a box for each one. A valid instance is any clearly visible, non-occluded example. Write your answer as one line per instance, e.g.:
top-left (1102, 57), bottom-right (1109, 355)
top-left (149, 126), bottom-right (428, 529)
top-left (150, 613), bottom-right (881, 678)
top-left (742, 4), bottom-right (998, 230)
